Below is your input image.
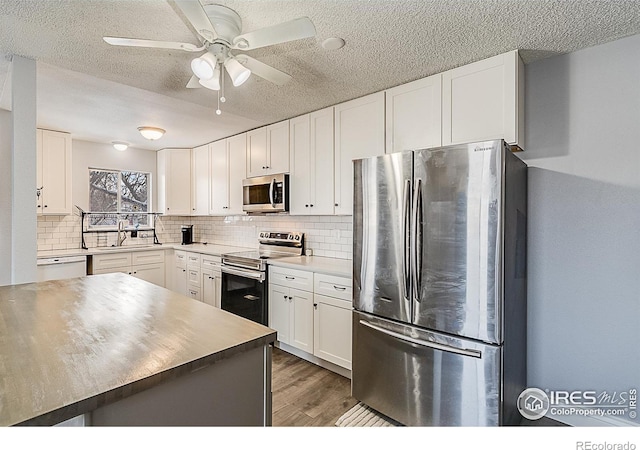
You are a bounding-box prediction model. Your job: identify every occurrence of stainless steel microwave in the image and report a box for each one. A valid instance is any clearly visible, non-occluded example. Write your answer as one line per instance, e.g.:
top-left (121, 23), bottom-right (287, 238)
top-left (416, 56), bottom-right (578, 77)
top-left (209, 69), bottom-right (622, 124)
top-left (242, 173), bottom-right (289, 213)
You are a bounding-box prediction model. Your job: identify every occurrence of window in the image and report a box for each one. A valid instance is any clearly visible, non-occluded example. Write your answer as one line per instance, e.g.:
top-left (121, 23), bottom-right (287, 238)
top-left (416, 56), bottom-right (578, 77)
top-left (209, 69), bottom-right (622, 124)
top-left (89, 169), bottom-right (151, 227)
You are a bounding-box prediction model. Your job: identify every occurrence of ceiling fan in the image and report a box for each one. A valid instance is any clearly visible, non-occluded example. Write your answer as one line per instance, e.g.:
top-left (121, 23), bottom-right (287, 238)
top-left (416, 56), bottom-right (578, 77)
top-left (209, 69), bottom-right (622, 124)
top-left (103, 0), bottom-right (316, 113)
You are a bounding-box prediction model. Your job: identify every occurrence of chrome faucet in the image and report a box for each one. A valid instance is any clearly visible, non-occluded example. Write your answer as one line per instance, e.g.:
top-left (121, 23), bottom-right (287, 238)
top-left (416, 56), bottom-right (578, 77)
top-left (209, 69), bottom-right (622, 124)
top-left (117, 220), bottom-right (127, 246)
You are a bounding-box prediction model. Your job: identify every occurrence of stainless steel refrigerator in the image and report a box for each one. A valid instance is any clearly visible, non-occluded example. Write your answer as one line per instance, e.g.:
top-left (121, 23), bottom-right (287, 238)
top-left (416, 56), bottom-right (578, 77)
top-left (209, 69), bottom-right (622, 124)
top-left (352, 139), bottom-right (527, 426)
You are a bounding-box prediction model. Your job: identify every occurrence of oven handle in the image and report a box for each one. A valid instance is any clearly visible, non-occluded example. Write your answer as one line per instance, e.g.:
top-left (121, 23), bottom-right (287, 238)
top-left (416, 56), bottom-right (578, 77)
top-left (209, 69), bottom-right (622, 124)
top-left (221, 265), bottom-right (266, 282)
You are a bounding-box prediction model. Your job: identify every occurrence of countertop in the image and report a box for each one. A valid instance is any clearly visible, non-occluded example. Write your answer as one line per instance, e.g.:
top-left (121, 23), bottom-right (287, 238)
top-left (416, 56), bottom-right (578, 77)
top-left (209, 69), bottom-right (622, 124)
top-left (268, 255), bottom-right (352, 278)
top-left (0, 273), bottom-right (276, 426)
top-left (36, 243), bottom-right (252, 259)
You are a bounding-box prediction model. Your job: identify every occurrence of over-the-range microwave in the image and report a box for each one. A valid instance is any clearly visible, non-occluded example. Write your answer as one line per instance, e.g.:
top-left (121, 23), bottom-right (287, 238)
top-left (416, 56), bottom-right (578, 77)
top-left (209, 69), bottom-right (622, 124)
top-left (242, 173), bottom-right (289, 213)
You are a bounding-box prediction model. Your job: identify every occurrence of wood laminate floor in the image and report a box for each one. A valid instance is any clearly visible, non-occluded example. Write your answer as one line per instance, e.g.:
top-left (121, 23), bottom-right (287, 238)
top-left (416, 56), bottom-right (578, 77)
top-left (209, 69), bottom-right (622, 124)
top-left (271, 347), bottom-right (358, 427)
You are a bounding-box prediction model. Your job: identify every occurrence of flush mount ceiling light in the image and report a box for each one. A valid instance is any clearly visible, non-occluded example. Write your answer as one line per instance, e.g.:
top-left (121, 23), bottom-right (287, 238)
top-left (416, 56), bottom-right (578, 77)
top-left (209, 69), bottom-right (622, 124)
top-left (112, 141), bottom-right (129, 151)
top-left (103, 4), bottom-right (316, 116)
top-left (321, 37), bottom-right (346, 50)
top-left (138, 127), bottom-right (165, 140)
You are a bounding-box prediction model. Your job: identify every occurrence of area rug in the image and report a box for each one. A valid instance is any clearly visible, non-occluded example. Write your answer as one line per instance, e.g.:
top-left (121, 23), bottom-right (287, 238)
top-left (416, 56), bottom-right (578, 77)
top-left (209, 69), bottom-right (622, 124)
top-left (335, 402), bottom-right (402, 427)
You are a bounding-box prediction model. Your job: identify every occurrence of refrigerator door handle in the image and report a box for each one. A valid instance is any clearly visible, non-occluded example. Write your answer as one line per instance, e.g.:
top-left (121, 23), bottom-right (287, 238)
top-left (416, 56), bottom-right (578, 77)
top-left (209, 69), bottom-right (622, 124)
top-left (402, 179), bottom-right (411, 301)
top-left (359, 320), bottom-right (482, 359)
top-left (411, 178), bottom-right (423, 302)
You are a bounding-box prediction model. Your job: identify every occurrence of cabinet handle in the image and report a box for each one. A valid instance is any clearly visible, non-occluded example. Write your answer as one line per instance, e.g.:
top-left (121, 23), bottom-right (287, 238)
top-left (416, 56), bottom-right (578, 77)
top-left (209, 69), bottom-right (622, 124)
top-left (283, 294), bottom-right (287, 299)
top-left (285, 276), bottom-right (295, 280)
top-left (37, 205), bottom-right (41, 208)
top-left (183, 269), bottom-right (186, 272)
top-left (334, 203), bottom-right (338, 207)
top-left (133, 271), bottom-right (137, 274)
top-left (305, 204), bottom-right (308, 208)
top-left (333, 285), bottom-right (346, 291)
top-left (310, 204), bottom-right (314, 207)
top-left (314, 303), bottom-right (318, 309)
top-left (44, 205), bottom-right (48, 208)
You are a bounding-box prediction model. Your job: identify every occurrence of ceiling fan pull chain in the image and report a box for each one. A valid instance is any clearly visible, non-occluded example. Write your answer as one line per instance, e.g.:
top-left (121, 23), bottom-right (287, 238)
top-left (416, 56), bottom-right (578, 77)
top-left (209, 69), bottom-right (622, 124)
top-left (220, 65), bottom-right (226, 104)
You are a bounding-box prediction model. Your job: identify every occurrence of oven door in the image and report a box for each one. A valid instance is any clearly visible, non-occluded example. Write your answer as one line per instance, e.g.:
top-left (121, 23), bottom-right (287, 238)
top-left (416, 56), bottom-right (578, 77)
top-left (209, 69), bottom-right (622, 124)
top-left (221, 265), bottom-right (268, 325)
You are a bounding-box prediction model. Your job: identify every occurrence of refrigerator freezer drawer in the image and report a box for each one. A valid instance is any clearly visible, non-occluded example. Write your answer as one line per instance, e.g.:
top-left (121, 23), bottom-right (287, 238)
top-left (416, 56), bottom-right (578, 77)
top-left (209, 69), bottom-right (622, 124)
top-left (352, 311), bottom-right (502, 426)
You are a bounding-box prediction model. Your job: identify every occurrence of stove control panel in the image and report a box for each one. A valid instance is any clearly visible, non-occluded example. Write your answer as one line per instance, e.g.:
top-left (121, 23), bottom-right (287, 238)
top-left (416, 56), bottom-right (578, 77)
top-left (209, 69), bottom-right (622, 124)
top-left (259, 231), bottom-right (303, 245)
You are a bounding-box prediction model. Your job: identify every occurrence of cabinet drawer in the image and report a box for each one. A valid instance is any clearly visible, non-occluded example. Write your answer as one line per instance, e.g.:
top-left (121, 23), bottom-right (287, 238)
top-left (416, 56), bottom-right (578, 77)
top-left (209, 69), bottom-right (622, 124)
top-left (92, 253), bottom-right (132, 271)
top-left (187, 252), bottom-right (201, 267)
top-left (175, 250), bottom-right (186, 269)
top-left (132, 250), bottom-right (164, 266)
top-left (201, 255), bottom-right (222, 268)
top-left (314, 273), bottom-right (352, 302)
top-left (269, 266), bottom-right (314, 292)
top-left (187, 266), bottom-right (201, 287)
top-left (187, 286), bottom-right (201, 301)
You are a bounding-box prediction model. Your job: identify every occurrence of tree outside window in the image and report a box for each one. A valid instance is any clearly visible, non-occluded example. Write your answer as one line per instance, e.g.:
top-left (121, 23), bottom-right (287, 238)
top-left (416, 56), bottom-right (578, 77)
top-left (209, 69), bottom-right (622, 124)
top-left (89, 169), bottom-right (150, 227)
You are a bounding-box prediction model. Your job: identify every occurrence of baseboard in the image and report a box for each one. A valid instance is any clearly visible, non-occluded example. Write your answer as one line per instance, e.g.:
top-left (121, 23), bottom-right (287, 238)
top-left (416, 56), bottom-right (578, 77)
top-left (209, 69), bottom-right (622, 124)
top-left (275, 342), bottom-right (352, 379)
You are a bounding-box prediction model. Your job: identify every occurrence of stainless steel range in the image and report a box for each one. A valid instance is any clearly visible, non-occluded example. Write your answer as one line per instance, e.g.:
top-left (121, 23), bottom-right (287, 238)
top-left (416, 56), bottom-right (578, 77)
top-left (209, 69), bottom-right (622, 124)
top-left (221, 231), bottom-right (304, 325)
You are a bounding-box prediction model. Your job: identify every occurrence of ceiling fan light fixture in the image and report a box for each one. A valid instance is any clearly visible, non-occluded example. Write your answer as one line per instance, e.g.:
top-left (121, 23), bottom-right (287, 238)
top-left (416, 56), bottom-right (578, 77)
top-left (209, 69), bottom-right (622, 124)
top-left (191, 52), bottom-right (217, 80)
top-left (225, 57), bottom-right (251, 86)
top-left (199, 72), bottom-right (220, 91)
top-left (138, 127), bottom-right (165, 140)
top-left (112, 141), bottom-right (129, 151)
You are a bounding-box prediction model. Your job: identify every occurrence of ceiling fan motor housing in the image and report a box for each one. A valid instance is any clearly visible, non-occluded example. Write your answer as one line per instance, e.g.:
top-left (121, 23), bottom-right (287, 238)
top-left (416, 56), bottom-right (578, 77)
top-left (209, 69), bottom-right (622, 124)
top-left (203, 4), bottom-right (243, 44)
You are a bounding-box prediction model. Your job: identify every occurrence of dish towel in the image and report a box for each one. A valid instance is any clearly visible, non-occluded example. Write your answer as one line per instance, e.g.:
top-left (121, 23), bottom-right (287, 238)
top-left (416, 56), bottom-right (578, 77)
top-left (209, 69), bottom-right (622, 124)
top-left (335, 402), bottom-right (402, 427)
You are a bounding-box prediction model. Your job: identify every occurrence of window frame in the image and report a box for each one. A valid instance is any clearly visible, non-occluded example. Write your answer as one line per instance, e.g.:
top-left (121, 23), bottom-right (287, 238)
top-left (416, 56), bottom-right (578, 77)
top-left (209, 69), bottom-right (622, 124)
top-left (88, 168), bottom-right (153, 230)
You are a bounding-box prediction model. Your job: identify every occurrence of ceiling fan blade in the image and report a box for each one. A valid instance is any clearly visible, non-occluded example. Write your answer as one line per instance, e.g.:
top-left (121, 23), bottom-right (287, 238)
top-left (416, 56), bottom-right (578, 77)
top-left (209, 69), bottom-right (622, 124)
top-left (232, 17), bottom-right (316, 51)
top-left (174, 0), bottom-right (218, 43)
top-left (234, 55), bottom-right (292, 86)
top-left (103, 37), bottom-right (204, 52)
top-left (186, 75), bottom-right (201, 88)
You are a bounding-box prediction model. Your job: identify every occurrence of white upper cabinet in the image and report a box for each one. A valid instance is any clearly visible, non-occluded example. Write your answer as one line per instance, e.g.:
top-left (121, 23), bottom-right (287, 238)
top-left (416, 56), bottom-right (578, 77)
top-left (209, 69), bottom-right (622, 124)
top-left (442, 50), bottom-right (524, 149)
top-left (191, 144), bottom-right (210, 216)
top-left (157, 148), bottom-right (192, 215)
top-left (246, 120), bottom-right (290, 178)
top-left (334, 92), bottom-right (385, 215)
top-left (209, 133), bottom-right (246, 215)
top-left (37, 129), bottom-right (72, 215)
top-left (385, 74), bottom-right (442, 153)
top-left (289, 107), bottom-right (335, 215)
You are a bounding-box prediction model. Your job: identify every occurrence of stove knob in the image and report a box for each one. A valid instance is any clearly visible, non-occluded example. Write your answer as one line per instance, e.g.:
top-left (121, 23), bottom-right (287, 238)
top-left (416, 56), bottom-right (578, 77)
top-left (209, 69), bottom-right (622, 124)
top-left (260, 232), bottom-right (264, 238)
top-left (295, 235), bottom-right (300, 241)
top-left (288, 235), bottom-right (293, 240)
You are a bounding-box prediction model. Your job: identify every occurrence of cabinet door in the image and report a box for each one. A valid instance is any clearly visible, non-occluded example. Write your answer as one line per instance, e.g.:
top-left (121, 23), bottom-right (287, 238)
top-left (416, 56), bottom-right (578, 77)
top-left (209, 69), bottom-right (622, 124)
top-left (309, 107), bottom-right (335, 215)
top-left (246, 127), bottom-right (267, 178)
top-left (209, 139), bottom-right (228, 215)
top-left (36, 130), bottom-right (43, 211)
top-left (227, 133), bottom-right (246, 215)
top-left (334, 92), bottom-right (385, 215)
top-left (290, 288), bottom-right (314, 353)
top-left (133, 263), bottom-right (165, 287)
top-left (191, 144), bottom-right (210, 216)
top-left (442, 50), bottom-right (523, 147)
top-left (269, 284), bottom-right (291, 345)
top-left (313, 294), bottom-right (353, 370)
top-left (167, 149), bottom-right (192, 215)
top-left (213, 269), bottom-right (221, 308)
top-left (40, 129), bottom-right (72, 215)
top-left (385, 74), bottom-right (442, 153)
top-left (201, 267), bottom-right (221, 308)
top-left (91, 253), bottom-right (132, 272)
top-left (158, 149), bottom-right (192, 215)
top-left (265, 120), bottom-right (289, 174)
top-left (187, 266), bottom-right (201, 287)
top-left (289, 114), bottom-right (311, 215)
top-left (173, 264), bottom-right (187, 295)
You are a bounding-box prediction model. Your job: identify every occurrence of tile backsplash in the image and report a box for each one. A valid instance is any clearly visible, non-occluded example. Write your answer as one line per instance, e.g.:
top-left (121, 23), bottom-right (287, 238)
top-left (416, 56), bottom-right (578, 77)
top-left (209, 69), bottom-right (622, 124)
top-left (37, 214), bottom-right (354, 260)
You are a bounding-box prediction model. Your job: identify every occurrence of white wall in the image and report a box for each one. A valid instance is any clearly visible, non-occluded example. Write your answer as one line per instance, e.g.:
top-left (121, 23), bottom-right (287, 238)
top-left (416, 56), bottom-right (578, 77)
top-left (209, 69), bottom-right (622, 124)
top-left (522, 33), bottom-right (640, 426)
top-left (72, 140), bottom-right (157, 211)
top-left (0, 109), bottom-right (11, 285)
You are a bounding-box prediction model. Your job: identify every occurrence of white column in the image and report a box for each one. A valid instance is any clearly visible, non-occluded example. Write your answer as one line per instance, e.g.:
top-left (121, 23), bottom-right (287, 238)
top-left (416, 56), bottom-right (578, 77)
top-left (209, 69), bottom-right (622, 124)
top-left (11, 56), bottom-right (37, 284)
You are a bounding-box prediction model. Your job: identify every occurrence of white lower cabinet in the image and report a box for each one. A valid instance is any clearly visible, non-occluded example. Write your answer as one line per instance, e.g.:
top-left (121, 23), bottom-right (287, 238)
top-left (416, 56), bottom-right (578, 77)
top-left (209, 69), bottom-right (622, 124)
top-left (269, 284), bottom-right (314, 353)
top-left (201, 255), bottom-right (222, 308)
top-left (173, 250), bottom-right (187, 295)
top-left (90, 250), bottom-right (165, 287)
top-left (268, 266), bottom-right (353, 371)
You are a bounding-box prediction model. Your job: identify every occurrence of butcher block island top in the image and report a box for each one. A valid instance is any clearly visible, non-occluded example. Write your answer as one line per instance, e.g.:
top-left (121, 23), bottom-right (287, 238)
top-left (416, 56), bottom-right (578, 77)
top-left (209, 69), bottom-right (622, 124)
top-left (0, 273), bottom-right (276, 426)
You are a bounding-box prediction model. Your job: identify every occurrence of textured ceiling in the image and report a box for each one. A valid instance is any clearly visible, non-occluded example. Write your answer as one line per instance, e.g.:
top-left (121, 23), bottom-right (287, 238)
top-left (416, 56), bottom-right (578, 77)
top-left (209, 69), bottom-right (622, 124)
top-left (1, 0), bottom-right (640, 150)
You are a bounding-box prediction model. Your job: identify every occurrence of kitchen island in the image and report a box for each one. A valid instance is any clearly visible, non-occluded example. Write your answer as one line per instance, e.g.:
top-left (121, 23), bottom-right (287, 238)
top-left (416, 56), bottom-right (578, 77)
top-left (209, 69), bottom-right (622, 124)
top-left (0, 273), bottom-right (276, 426)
